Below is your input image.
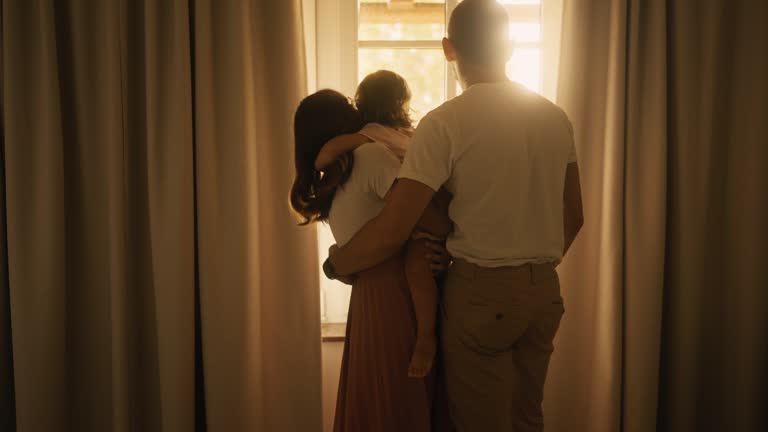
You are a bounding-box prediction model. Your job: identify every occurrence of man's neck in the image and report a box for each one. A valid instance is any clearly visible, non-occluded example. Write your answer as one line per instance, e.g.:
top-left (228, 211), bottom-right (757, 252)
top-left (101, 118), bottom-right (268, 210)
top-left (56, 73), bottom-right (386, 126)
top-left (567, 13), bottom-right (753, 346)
top-left (460, 64), bottom-right (509, 89)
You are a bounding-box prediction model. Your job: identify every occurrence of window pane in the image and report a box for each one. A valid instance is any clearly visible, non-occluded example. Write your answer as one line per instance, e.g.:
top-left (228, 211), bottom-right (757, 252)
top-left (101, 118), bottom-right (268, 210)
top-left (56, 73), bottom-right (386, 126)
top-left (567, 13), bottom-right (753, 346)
top-left (317, 224), bottom-right (351, 323)
top-left (358, 48), bottom-right (446, 123)
top-left (359, 0), bottom-right (446, 41)
top-left (509, 23), bottom-right (540, 43)
top-left (507, 47), bottom-right (541, 93)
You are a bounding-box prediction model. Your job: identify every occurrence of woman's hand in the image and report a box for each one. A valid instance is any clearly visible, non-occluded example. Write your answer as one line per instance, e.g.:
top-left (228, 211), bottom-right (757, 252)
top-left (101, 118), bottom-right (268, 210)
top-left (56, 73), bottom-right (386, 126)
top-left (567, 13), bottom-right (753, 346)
top-left (329, 244), bottom-right (356, 285)
top-left (424, 240), bottom-right (452, 275)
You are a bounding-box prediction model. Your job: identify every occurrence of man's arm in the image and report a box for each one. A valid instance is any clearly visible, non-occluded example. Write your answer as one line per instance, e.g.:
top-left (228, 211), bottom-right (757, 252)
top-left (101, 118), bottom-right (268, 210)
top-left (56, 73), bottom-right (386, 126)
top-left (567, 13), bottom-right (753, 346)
top-left (329, 179), bottom-right (436, 275)
top-left (414, 188), bottom-right (452, 238)
top-left (563, 162), bottom-right (584, 256)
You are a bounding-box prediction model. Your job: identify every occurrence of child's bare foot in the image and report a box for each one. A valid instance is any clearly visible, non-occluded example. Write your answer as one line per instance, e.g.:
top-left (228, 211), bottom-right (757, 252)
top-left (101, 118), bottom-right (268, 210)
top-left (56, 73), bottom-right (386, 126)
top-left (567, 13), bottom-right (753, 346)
top-left (408, 334), bottom-right (437, 378)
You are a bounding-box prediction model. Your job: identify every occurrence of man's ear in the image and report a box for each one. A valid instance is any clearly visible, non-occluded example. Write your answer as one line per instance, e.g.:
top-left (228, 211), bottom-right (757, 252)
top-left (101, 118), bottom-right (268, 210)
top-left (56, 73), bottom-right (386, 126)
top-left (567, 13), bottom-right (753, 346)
top-left (442, 37), bottom-right (457, 62)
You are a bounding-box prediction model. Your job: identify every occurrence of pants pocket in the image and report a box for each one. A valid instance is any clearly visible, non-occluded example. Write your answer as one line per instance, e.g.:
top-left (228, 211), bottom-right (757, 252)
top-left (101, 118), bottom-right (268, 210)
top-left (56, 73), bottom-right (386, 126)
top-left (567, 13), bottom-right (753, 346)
top-left (462, 297), bottom-right (529, 354)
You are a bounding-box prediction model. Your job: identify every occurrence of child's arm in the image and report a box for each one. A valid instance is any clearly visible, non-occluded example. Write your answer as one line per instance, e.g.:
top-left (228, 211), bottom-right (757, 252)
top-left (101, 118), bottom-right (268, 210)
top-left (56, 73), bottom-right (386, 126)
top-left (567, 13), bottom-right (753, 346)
top-left (314, 133), bottom-right (372, 170)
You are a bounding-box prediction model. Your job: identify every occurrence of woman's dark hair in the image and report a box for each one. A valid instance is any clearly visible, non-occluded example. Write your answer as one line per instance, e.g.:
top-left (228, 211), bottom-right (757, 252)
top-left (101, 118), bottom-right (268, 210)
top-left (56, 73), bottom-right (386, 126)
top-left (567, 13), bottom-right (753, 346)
top-left (290, 89), bottom-right (364, 225)
top-left (355, 70), bottom-right (413, 129)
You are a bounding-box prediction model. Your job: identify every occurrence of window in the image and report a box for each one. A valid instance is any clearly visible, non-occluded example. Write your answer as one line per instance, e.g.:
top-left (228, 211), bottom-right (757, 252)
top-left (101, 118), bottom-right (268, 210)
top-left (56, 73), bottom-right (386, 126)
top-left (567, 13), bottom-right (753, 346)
top-left (358, 0), bottom-right (448, 123)
top-left (312, 0), bottom-right (563, 326)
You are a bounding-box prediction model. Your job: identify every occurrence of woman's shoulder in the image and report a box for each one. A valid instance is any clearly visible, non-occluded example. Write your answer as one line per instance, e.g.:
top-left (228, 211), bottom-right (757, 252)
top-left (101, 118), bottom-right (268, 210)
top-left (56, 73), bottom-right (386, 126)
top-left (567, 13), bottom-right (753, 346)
top-left (352, 141), bottom-right (401, 166)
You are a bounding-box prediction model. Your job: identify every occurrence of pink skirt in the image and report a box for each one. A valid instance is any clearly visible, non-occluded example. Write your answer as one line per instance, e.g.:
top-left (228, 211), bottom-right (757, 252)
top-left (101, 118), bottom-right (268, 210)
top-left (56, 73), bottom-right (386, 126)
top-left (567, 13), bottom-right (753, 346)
top-left (333, 252), bottom-right (452, 432)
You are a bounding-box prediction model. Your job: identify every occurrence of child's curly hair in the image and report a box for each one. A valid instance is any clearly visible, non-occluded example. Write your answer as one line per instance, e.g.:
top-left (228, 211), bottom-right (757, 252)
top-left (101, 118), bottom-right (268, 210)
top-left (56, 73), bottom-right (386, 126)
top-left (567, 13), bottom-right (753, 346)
top-left (355, 70), bottom-right (413, 129)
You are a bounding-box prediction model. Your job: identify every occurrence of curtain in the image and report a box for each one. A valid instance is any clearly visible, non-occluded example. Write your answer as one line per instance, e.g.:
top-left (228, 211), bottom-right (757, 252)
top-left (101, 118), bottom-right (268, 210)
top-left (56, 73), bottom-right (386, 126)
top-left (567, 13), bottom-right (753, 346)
top-left (1, 9), bottom-right (15, 422)
top-left (192, 1), bottom-right (323, 430)
top-left (1, 0), bottom-right (322, 430)
top-left (660, 1), bottom-right (767, 430)
top-left (546, 0), bottom-right (768, 431)
top-left (1, 3), bottom-right (14, 428)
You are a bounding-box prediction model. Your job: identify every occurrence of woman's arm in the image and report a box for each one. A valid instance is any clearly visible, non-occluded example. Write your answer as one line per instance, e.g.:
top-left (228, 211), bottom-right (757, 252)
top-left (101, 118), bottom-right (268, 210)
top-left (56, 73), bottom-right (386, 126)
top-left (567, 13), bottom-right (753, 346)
top-left (315, 133), bottom-right (372, 170)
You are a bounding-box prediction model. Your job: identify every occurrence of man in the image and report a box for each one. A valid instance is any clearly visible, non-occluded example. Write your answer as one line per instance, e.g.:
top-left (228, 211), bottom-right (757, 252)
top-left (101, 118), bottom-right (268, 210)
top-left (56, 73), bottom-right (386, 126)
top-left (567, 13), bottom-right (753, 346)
top-left (323, 0), bottom-right (584, 430)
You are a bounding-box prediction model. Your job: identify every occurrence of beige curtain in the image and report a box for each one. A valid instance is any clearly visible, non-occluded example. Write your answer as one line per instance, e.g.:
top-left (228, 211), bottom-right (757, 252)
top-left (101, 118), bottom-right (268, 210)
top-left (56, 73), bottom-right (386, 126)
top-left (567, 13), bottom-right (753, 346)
top-left (546, 0), bottom-right (767, 431)
top-left (1, 0), bottom-right (321, 430)
top-left (193, 0), bottom-right (323, 430)
top-left (660, 2), bottom-right (767, 430)
top-left (1, 4), bottom-right (14, 425)
top-left (4, 2), bottom-right (194, 430)
top-left (1, 24), bottom-right (14, 424)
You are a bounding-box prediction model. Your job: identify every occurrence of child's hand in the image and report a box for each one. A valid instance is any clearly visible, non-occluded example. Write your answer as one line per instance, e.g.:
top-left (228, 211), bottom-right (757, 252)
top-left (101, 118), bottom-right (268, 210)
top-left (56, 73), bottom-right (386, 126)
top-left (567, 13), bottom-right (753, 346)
top-left (423, 240), bottom-right (452, 274)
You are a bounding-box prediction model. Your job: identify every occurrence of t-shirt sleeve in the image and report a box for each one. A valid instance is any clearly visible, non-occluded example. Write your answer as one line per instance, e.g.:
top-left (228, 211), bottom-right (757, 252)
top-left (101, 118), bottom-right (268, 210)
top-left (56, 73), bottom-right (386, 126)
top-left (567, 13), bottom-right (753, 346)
top-left (355, 143), bottom-right (402, 199)
top-left (397, 114), bottom-right (452, 192)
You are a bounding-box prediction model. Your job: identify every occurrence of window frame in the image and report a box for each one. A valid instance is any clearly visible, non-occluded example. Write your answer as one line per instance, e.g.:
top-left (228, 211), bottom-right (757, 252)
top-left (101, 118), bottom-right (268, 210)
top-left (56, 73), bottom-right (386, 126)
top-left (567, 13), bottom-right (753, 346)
top-left (357, 0), bottom-right (458, 101)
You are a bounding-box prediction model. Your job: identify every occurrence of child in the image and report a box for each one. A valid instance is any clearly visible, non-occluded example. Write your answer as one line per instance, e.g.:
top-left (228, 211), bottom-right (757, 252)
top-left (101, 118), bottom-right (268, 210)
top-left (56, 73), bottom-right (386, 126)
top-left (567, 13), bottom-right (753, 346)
top-left (316, 70), bottom-right (452, 378)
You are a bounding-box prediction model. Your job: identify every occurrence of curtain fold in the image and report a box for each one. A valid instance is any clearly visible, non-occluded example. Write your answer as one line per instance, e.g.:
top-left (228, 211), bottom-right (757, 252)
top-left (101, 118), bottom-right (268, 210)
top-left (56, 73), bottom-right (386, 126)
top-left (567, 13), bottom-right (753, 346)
top-left (5, 1), bottom-right (80, 427)
top-left (1, 41), bottom-right (16, 428)
top-left (1, 136), bottom-right (14, 431)
top-left (659, 1), bottom-right (768, 430)
top-left (622, 2), bottom-right (668, 431)
top-left (118, 1), bottom-right (197, 430)
top-left (0, 2), bottom-right (15, 428)
top-left (544, 1), bottom-right (629, 430)
top-left (3, 1), bottom-right (196, 430)
top-left (192, 0), bottom-right (323, 430)
top-left (548, 0), bottom-right (767, 431)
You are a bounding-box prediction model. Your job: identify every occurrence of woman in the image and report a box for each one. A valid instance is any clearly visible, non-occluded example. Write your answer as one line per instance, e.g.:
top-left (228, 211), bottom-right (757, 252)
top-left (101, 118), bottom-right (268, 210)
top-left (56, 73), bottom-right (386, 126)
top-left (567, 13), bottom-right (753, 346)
top-left (290, 89), bottom-right (452, 431)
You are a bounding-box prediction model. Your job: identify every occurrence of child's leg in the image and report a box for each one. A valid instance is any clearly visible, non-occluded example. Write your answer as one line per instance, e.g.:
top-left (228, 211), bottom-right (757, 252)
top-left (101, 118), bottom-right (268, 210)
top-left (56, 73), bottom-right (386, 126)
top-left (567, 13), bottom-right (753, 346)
top-left (405, 238), bottom-right (439, 378)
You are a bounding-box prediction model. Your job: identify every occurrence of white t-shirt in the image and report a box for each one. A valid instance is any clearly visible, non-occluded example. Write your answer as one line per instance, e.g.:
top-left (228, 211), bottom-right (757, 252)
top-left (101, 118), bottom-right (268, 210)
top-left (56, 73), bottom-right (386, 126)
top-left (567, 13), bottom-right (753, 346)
top-left (398, 81), bottom-right (577, 267)
top-left (328, 142), bottom-right (401, 246)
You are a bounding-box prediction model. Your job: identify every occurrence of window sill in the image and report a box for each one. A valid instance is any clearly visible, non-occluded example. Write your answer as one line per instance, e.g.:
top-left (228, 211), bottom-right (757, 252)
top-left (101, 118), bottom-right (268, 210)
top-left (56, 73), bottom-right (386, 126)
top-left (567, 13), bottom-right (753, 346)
top-left (321, 322), bottom-right (346, 343)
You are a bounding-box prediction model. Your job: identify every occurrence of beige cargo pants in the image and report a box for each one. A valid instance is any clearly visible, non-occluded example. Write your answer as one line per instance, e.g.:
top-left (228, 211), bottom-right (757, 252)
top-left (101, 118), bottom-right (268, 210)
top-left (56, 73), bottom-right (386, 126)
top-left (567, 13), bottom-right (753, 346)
top-left (441, 259), bottom-right (565, 432)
